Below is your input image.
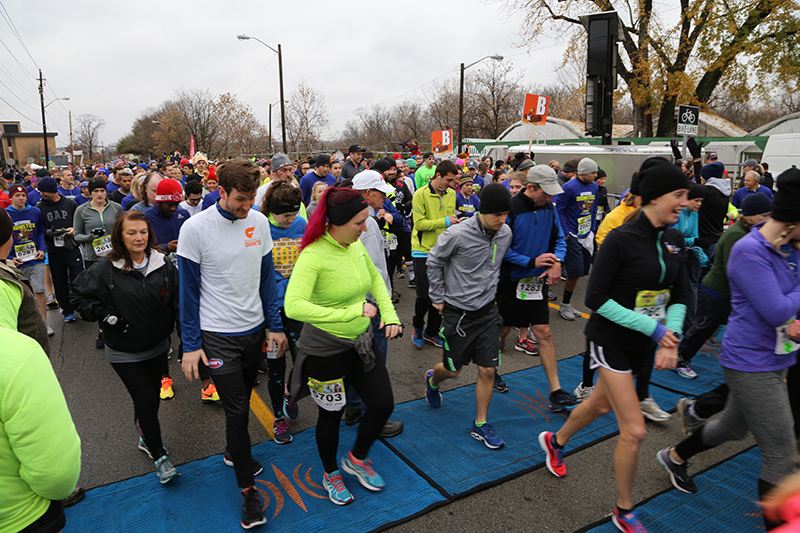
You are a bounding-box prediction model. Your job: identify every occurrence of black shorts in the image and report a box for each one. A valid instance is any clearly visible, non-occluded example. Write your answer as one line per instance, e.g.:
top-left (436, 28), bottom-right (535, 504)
top-left (441, 303), bottom-right (502, 371)
top-left (564, 235), bottom-right (592, 278)
top-left (201, 329), bottom-right (266, 375)
top-left (497, 277), bottom-right (550, 328)
top-left (588, 340), bottom-right (654, 376)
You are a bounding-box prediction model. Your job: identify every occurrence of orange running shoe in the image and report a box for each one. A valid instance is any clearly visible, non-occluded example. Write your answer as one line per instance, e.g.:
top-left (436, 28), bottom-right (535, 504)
top-left (201, 383), bottom-right (220, 403)
top-left (160, 377), bottom-right (174, 400)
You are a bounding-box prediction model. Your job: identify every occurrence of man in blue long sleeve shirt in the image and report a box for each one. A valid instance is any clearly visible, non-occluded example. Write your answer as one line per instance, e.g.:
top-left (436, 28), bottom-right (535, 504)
top-left (555, 157), bottom-right (599, 320)
top-left (298, 154), bottom-right (337, 205)
top-left (499, 166), bottom-right (577, 412)
top-left (731, 170), bottom-right (774, 209)
top-left (176, 159), bottom-right (286, 530)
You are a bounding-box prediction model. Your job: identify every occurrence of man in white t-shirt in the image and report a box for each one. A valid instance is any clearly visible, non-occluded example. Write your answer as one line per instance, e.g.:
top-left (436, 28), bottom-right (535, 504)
top-left (177, 158), bottom-right (287, 530)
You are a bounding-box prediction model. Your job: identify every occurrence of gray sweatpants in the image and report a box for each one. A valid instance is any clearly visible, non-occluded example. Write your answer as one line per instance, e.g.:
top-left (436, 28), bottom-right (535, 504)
top-left (701, 367), bottom-right (799, 485)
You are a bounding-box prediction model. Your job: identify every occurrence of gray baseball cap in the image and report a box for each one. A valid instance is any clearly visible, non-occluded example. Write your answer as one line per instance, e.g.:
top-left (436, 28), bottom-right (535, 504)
top-left (526, 165), bottom-right (563, 196)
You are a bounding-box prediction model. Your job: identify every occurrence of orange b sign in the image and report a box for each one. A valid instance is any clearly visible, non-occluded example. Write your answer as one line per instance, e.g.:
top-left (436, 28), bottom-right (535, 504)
top-left (522, 94), bottom-right (549, 125)
top-left (431, 130), bottom-right (453, 154)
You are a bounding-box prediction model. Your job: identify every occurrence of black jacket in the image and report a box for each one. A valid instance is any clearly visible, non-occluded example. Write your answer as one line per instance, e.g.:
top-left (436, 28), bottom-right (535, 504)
top-left (38, 195), bottom-right (79, 249)
top-left (697, 186), bottom-right (729, 243)
top-left (342, 160), bottom-right (365, 180)
top-left (71, 251), bottom-right (179, 352)
top-left (584, 214), bottom-right (688, 351)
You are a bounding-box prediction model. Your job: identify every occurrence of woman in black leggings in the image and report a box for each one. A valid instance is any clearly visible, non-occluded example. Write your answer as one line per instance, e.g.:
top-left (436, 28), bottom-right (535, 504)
top-left (284, 185), bottom-right (402, 506)
top-left (71, 210), bottom-right (180, 484)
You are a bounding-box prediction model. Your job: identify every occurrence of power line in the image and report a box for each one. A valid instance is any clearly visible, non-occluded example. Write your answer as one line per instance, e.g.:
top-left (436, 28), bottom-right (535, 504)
top-left (0, 35), bottom-right (36, 78)
top-left (0, 93), bottom-right (40, 124)
top-left (0, 76), bottom-right (38, 111)
top-left (240, 55), bottom-right (277, 98)
top-left (0, 1), bottom-right (37, 69)
top-left (0, 60), bottom-right (35, 94)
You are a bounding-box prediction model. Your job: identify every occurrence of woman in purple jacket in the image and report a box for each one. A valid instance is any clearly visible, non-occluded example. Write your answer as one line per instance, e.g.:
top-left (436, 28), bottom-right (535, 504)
top-left (656, 168), bottom-right (800, 531)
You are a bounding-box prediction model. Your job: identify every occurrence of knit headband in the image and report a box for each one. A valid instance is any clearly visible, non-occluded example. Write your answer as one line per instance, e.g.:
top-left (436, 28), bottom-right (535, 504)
top-left (327, 195), bottom-right (368, 226)
top-left (269, 197), bottom-right (301, 215)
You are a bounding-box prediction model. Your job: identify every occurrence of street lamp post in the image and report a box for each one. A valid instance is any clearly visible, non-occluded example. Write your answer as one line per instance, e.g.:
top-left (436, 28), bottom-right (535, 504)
top-left (238, 35), bottom-right (288, 154)
top-left (457, 55), bottom-right (503, 154)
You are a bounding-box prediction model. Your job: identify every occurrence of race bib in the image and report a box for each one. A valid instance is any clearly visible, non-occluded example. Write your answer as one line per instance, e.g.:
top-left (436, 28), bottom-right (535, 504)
top-left (54, 234), bottom-right (65, 248)
top-left (577, 215), bottom-right (591, 237)
top-left (307, 377), bottom-right (346, 411)
top-left (14, 242), bottom-right (36, 262)
top-left (775, 317), bottom-right (800, 355)
top-left (92, 235), bottom-right (112, 257)
top-left (633, 289), bottom-right (670, 321)
top-left (383, 231), bottom-right (398, 251)
top-left (516, 276), bottom-right (543, 300)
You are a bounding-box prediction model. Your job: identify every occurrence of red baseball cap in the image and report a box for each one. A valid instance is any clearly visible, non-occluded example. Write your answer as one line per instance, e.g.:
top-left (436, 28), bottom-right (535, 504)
top-left (155, 178), bottom-right (183, 203)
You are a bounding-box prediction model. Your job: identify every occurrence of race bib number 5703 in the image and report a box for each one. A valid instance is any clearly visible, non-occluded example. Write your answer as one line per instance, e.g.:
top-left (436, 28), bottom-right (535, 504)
top-left (307, 377), bottom-right (346, 411)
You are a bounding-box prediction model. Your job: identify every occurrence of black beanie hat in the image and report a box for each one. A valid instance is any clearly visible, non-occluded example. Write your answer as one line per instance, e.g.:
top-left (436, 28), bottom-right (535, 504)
top-left (771, 167), bottom-right (800, 222)
top-left (0, 208), bottom-right (12, 247)
top-left (88, 179), bottom-right (107, 193)
top-left (479, 183), bottom-right (511, 214)
top-left (741, 192), bottom-right (772, 217)
top-left (638, 160), bottom-right (691, 205)
top-left (688, 184), bottom-right (705, 200)
top-left (630, 172), bottom-right (641, 196)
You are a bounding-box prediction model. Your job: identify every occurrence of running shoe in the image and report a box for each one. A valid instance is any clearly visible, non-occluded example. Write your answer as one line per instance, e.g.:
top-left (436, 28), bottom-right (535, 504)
top-left (471, 421), bottom-right (504, 449)
top-left (283, 393), bottom-right (299, 420)
top-left (675, 398), bottom-right (704, 438)
top-left (95, 331), bottom-right (104, 349)
top-left (241, 486), bottom-right (267, 529)
top-left (46, 293), bottom-right (58, 309)
top-left (64, 313), bottom-right (76, 323)
top-left (273, 418), bottom-right (293, 445)
top-left (138, 436), bottom-right (168, 460)
top-left (515, 338), bottom-right (539, 355)
top-left (46, 324), bottom-right (54, 336)
top-left (391, 290), bottom-right (400, 304)
top-left (160, 377), bottom-right (174, 400)
top-left (62, 487), bottom-right (85, 507)
top-left (548, 289), bottom-right (558, 301)
top-left (675, 362), bottom-right (697, 379)
top-left (493, 372), bottom-right (509, 393)
top-left (154, 455), bottom-right (180, 484)
top-left (344, 407), bottom-right (362, 426)
top-left (323, 470), bottom-right (354, 505)
top-left (656, 448), bottom-right (697, 494)
top-left (423, 332), bottom-right (444, 348)
top-left (341, 451), bottom-right (385, 491)
top-left (640, 397), bottom-right (670, 422)
top-left (612, 507), bottom-right (648, 532)
top-left (549, 389), bottom-right (579, 412)
top-left (527, 329), bottom-right (539, 343)
top-left (201, 383), bottom-right (220, 403)
top-left (425, 369), bottom-right (442, 408)
top-left (379, 420), bottom-right (404, 438)
top-left (574, 382), bottom-right (594, 401)
top-left (559, 303), bottom-right (578, 321)
top-left (396, 270), bottom-right (405, 279)
top-left (408, 279), bottom-right (416, 289)
top-left (223, 450), bottom-right (264, 476)
top-left (412, 327), bottom-right (424, 349)
top-left (538, 431), bottom-right (566, 477)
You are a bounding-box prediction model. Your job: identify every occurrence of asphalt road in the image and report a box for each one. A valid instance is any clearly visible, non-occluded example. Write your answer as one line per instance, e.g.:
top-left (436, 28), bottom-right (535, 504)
top-left (49, 271), bottom-right (752, 532)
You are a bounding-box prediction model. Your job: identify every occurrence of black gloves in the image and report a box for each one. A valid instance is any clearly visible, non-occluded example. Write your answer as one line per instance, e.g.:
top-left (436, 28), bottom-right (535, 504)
top-left (687, 138), bottom-right (704, 160)
top-left (101, 308), bottom-right (129, 332)
top-left (670, 139), bottom-right (682, 160)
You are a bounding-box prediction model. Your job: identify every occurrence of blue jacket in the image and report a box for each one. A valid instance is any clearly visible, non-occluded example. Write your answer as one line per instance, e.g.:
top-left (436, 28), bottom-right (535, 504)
top-left (120, 193), bottom-right (136, 210)
top-left (555, 177), bottom-right (599, 236)
top-left (472, 175), bottom-right (485, 197)
top-left (299, 172), bottom-right (337, 205)
top-left (5, 205), bottom-right (47, 266)
top-left (268, 214), bottom-right (307, 308)
top-left (26, 189), bottom-right (42, 207)
top-left (731, 185), bottom-right (774, 209)
top-left (201, 189), bottom-right (220, 210)
top-left (674, 208), bottom-right (710, 266)
top-left (455, 193), bottom-right (480, 217)
top-left (724, 225), bottom-right (800, 372)
top-left (74, 194), bottom-right (90, 206)
top-left (380, 198), bottom-right (403, 232)
top-left (106, 181), bottom-right (120, 194)
top-left (144, 205), bottom-right (190, 249)
top-left (503, 193), bottom-right (567, 281)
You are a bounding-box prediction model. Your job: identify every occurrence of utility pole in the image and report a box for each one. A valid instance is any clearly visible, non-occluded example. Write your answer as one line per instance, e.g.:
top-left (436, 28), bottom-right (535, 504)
top-left (269, 103), bottom-right (273, 155)
top-left (38, 69), bottom-right (50, 169)
top-left (278, 44), bottom-right (287, 154)
top-left (69, 110), bottom-right (73, 165)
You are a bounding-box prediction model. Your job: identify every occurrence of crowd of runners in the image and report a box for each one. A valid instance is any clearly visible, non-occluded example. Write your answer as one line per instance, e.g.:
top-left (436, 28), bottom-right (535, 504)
top-left (2, 142), bottom-right (800, 532)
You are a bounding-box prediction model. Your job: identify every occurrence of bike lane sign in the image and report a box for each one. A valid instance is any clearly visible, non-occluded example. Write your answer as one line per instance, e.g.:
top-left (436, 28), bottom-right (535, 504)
top-left (677, 105), bottom-right (700, 136)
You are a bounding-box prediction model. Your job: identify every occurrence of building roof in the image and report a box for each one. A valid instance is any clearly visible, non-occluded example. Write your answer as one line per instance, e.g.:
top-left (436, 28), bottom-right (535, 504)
top-left (2, 132), bottom-right (58, 138)
top-left (748, 112), bottom-right (800, 136)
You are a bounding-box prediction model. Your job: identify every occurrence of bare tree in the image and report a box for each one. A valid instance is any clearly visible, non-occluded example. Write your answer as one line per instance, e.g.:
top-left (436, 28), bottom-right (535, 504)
top-left (75, 114), bottom-right (105, 163)
top-left (284, 79), bottom-right (330, 153)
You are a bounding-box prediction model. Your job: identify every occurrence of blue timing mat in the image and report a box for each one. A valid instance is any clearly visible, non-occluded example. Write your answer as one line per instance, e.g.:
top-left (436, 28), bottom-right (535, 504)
top-left (579, 447), bottom-right (763, 532)
top-left (648, 340), bottom-right (725, 397)
top-left (383, 356), bottom-right (684, 497)
top-left (64, 426), bottom-right (446, 532)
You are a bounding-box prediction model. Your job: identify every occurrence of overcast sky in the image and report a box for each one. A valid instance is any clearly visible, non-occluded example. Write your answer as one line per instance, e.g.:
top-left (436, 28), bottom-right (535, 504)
top-left (0, 0), bottom-right (570, 149)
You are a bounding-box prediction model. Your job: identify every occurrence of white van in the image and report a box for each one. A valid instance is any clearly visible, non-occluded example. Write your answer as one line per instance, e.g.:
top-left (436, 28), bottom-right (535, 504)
top-left (761, 133), bottom-right (800, 178)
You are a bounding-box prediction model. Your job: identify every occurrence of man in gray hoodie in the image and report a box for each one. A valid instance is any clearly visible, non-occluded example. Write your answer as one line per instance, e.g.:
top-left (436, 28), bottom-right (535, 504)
top-left (696, 162), bottom-right (732, 259)
top-left (424, 183), bottom-right (513, 449)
